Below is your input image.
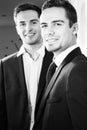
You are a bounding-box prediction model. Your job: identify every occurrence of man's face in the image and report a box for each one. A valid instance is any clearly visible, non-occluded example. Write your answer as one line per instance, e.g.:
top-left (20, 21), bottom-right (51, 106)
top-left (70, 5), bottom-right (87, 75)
top-left (40, 7), bottom-right (77, 55)
top-left (15, 10), bottom-right (42, 45)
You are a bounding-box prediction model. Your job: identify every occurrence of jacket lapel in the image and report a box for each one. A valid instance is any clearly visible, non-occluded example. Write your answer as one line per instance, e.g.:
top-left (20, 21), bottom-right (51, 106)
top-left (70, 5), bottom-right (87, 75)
top-left (17, 55), bottom-right (27, 90)
top-left (35, 47), bottom-right (82, 125)
top-left (35, 49), bottom-right (53, 115)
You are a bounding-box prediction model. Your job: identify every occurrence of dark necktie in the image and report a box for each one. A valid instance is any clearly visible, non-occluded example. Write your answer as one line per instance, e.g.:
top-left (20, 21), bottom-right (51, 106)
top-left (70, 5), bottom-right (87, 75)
top-left (46, 62), bottom-right (57, 86)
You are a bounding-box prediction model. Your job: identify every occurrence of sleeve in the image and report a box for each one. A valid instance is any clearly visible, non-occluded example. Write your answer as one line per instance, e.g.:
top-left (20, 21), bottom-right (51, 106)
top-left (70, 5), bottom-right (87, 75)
top-left (67, 61), bottom-right (87, 130)
top-left (0, 60), bottom-right (8, 130)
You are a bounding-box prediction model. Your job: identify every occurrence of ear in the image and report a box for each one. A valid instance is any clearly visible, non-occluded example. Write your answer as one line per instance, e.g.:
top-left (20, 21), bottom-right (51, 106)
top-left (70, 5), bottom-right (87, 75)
top-left (72, 23), bottom-right (78, 36)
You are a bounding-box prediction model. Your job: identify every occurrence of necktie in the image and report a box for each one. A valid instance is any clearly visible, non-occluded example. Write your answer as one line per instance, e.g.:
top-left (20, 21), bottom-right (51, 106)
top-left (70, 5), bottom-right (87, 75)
top-left (46, 62), bottom-right (57, 86)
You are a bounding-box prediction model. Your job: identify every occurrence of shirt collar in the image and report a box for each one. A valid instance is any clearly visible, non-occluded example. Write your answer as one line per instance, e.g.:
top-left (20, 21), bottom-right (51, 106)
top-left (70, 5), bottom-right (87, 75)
top-left (37, 44), bottom-right (45, 58)
top-left (17, 45), bottom-right (25, 57)
top-left (17, 44), bottom-right (45, 59)
top-left (53, 44), bottom-right (79, 68)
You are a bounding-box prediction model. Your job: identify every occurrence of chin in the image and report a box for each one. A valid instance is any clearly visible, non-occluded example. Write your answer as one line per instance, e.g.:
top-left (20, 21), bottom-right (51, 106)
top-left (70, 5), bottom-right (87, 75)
top-left (46, 47), bottom-right (54, 52)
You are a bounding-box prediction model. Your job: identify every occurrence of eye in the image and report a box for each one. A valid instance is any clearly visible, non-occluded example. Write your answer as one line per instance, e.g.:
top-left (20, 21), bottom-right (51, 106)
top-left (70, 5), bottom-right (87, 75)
top-left (41, 24), bottom-right (47, 28)
top-left (19, 22), bottom-right (26, 27)
top-left (32, 21), bottom-right (38, 24)
top-left (55, 22), bottom-right (62, 26)
top-left (31, 20), bottom-right (39, 25)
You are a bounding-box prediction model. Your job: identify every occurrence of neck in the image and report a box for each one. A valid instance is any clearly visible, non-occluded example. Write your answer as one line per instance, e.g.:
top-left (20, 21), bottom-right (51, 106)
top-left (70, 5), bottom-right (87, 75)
top-left (53, 38), bottom-right (77, 57)
top-left (23, 41), bottom-right (43, 53)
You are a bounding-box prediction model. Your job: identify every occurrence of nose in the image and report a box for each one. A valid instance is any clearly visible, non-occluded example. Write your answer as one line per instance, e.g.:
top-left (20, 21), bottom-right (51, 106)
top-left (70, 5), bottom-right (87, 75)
top-left (48, 31), bottom-right (55, 36)
top-left (26, 23), bottom-right (32, 32)
top-left (47, 26), bottom-right (55, 36)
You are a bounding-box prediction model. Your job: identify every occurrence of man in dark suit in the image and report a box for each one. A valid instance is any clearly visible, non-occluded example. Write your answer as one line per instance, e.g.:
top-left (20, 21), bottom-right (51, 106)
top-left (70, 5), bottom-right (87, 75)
top-left (0, 3), bottom-right (53, 130)
top-left (33, 0), bottom-right (87, 130)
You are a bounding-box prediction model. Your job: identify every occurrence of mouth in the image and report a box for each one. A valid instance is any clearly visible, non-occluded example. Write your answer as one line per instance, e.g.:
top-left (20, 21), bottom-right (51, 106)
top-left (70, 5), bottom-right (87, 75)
top-left (46, 38), bottom-right (59, 43)
top-left (25, 33), bottom-right (35, 38)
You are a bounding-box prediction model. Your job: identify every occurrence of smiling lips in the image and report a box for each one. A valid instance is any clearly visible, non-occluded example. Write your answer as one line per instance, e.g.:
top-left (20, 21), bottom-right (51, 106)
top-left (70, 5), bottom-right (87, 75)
top-left (46, 38), bottom-right (59, 43)
top-left (25, 33), bottom-right (35, 38)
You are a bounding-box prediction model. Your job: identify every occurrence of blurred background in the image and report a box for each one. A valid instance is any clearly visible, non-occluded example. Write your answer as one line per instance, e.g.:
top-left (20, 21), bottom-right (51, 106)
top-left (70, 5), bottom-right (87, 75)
top-left (0, 0), bottom-right (87, 58)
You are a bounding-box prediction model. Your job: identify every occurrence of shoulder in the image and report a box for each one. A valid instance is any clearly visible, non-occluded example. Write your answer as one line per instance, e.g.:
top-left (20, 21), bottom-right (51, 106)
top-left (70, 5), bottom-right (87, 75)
top-left (68, 54), bottom-right (87, 80)
top-left (1, 52), bottom-right (18, 63)
top-left (0, 52), bottom-right (21, 68)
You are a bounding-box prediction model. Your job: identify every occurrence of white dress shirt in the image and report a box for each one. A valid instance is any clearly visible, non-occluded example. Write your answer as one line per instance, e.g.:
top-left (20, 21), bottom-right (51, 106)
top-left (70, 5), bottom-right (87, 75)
top-left (53, 44), bottom-right (79, 68)
top-left (17, 44), bottom-right (45, 130)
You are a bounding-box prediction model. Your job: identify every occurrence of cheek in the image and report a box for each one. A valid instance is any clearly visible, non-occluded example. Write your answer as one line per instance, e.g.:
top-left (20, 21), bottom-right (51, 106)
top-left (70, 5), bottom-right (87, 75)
top-left (37, 28), bottom-right (41, 35)
top-left (17, 28), bottom-right (24, 36)
top-left (41, 30), bottom-right (45, 39)
top-left (16, 26), bottom-right (20, 35)
top-left (60, 30), bottom-right (69, 40)
top-left (35, 25), bottom-right (40, 31)
top-left (41, 28), bottom-right (47, 36)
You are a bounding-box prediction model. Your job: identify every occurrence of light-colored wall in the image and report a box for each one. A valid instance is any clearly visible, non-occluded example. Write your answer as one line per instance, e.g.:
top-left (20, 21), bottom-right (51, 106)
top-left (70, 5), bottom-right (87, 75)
top-left (69, 0), bottom-right (87, 56)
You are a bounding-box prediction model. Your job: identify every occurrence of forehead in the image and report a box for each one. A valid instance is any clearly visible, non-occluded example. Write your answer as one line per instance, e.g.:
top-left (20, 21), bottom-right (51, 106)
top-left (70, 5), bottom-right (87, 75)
top-left (16, 10), bottom-right (39, 21)
top-left (40, 7), bottom-right (68, 23)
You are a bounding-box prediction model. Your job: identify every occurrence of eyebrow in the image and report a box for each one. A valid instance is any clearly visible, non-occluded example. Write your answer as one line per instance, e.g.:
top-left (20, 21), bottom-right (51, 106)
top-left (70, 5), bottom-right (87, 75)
top-left (41, 20), bottom-right (64, 25)
top-left (30, 19), bottom-right (39, 22)
top-left (52, 20), bottom-right (64, 23)
top-left (19, 19), bottom-right (39, 23)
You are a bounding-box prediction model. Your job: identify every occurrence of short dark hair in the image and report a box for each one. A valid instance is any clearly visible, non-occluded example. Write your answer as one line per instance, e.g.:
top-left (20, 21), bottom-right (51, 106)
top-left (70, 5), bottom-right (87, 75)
top-left (14, 2), bottom-right (41, 21)
top-left (42, 0), bottom-right (77, 27)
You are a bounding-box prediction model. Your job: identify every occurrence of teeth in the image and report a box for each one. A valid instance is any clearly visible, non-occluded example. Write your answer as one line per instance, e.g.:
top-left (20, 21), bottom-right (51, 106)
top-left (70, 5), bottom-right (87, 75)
top-left (47, 39), bottom-right (58, 42)
top-left (26, 34), bottom-right (34, 36)
top-left (25, 33), bottom-right (35, 37)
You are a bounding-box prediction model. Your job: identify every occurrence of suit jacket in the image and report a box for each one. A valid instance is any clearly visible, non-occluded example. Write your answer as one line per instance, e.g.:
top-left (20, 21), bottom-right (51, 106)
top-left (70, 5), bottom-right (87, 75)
top-left (33, 47), bottom-right (87, 130)
top-left (0, 49), bottom-right (53, 130)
